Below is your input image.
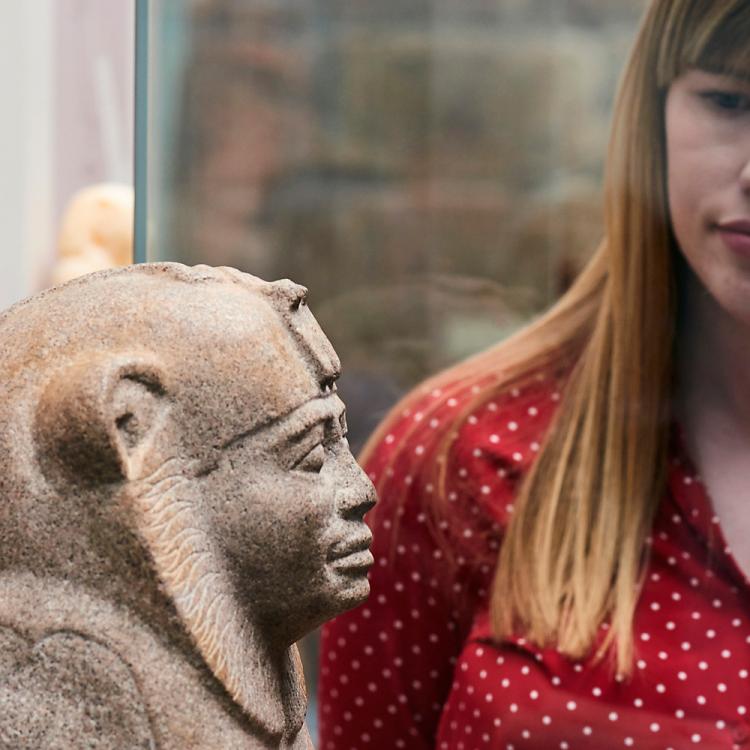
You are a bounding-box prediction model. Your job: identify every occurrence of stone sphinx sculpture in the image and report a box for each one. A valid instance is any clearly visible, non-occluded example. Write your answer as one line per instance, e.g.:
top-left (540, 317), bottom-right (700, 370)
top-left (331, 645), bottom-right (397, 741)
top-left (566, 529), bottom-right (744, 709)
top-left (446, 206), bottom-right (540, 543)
top-left (0, 263), bottom-right (377, 749)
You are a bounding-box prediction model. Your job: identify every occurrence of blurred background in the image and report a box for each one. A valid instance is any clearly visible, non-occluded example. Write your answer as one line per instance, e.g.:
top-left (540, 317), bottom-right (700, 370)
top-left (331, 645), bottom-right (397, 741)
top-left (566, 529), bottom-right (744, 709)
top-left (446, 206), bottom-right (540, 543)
top-left (147, 1), bottom-right (648, 739)
top-left (2, 0), bottom-right (647, 741)
top-left (0, 0), bottom-right (134, 305)
top-left (144, 0), bottom-right (647, 454)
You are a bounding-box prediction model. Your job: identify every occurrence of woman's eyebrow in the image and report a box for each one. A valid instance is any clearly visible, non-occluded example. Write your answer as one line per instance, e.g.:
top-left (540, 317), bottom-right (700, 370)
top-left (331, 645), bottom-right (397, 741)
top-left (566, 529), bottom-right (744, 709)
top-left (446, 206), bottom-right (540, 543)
top-left (698, 65), bottom-right (750, 85)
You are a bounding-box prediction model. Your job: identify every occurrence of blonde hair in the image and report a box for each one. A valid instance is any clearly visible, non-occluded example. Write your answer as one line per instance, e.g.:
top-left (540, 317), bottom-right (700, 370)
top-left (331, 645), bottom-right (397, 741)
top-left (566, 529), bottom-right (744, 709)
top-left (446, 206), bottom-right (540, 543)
top-left (362, 0), bottom-right (750, 676)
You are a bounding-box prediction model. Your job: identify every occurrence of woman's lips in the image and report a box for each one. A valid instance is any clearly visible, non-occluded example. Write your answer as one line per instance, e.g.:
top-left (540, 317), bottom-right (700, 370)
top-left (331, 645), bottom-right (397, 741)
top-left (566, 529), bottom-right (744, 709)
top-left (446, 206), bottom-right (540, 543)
top-left (719, 219), bottom-right (750, 233)
top-left (717, 220), bottom-right (750, 258)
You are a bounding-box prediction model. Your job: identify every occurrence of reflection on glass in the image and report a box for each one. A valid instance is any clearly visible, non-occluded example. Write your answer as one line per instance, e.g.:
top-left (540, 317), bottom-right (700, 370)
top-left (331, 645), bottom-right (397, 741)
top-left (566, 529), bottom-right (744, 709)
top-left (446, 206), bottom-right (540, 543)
top-left (143, 0), bottom-right (647, 737)
top-left (146, 1), bottom-right (645, 445)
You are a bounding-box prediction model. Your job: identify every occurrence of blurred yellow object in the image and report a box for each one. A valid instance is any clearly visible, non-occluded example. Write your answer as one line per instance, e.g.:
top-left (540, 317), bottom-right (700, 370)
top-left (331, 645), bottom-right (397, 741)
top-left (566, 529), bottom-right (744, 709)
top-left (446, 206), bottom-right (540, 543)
top-left (52, 183), bottom-right (134, 285)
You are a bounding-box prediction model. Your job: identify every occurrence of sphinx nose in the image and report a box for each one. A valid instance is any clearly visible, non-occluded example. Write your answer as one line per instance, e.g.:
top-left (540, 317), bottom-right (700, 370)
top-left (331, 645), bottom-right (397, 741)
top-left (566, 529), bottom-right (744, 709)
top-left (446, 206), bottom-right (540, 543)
top-left (337, 460), bottom-right (377, 521)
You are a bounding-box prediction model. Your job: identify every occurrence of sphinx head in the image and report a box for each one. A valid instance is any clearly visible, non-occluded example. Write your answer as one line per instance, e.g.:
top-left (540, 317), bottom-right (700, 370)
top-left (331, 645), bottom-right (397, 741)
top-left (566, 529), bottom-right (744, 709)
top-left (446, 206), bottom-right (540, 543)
top-left (0, 263), bottom-right (376, 721)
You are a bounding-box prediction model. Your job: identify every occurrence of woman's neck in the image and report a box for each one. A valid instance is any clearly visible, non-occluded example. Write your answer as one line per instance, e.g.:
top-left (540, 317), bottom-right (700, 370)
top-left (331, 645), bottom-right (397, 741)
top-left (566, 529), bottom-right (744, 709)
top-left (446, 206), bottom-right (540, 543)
top-left (676, 267), bottom-right (750, 437)
top-left (675, 265), bottom-right (750, 577)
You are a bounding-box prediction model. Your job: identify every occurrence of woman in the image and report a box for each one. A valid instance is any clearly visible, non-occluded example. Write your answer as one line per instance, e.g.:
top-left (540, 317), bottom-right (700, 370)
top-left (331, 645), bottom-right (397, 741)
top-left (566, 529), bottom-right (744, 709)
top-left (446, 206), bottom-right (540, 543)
top-left (319, 1), bottom-right (750, 747)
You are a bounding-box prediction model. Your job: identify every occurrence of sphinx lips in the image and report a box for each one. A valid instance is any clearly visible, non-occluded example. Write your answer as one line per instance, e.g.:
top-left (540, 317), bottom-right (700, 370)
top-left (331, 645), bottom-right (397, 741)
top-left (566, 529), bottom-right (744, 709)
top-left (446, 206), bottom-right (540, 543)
top-left (329, 549), bottom-right (374, 571)
top-left (329, 535), bottom-right (374, 570)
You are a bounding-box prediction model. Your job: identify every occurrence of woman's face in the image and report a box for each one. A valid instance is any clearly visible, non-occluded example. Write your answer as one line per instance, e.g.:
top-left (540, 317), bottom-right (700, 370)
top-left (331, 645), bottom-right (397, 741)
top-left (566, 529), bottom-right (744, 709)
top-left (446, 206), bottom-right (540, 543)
top-left (666, 69), bottom-right (750, 325)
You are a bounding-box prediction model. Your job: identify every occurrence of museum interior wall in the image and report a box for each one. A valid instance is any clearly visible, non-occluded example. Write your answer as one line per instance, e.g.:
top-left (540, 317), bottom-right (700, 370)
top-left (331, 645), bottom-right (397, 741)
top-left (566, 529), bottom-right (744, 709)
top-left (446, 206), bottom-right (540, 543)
top-left (0, 0), bottom-right (134, 309)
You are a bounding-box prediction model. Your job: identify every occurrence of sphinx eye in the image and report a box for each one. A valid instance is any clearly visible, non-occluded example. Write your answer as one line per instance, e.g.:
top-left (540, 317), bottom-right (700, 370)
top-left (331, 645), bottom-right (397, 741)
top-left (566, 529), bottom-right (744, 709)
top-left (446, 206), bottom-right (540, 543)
top-left (293, 444), bottom-right (325, 473)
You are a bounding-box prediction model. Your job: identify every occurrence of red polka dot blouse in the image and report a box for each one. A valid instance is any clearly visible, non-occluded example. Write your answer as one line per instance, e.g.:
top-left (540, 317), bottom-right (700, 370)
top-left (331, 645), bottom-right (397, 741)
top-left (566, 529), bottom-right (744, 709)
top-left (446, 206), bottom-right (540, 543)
top-left (318, 374), bottom-right (750, 749)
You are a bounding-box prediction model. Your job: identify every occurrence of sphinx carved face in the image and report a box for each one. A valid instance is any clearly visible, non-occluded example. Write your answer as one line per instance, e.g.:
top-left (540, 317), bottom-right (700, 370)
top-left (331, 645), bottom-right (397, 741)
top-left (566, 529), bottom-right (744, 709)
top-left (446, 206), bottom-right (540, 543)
top-left (201, 390), bottom-right (376, 644)
top-left (26, 266), bottom-right (377, 653)
top-left (161, 276), bottom-right (378, 645)
top-left (20, 263), bottom-right (378, 673)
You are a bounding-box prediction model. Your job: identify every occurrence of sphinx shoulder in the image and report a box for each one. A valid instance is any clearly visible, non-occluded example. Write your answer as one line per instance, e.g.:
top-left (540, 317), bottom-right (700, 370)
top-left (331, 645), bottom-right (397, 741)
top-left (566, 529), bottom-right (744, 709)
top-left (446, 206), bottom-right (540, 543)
top-left (0, 625), bottom-right (155, 749)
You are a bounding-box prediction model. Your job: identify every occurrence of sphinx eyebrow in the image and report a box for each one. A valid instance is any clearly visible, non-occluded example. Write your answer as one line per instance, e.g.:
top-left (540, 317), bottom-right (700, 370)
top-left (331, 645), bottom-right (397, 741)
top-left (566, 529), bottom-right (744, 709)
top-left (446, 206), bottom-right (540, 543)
top-left (220, 398), bottom-right (338, 452)
top-left (284, 417), bottom-right (326, 445)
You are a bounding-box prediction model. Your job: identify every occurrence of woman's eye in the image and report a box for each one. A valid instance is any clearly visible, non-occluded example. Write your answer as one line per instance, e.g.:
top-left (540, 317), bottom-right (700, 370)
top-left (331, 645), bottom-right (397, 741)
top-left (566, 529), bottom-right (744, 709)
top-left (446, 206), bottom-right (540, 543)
top-left (293, 444), bottom-right (325, 473)
top-left (701, 90), bottom-right (750, 113)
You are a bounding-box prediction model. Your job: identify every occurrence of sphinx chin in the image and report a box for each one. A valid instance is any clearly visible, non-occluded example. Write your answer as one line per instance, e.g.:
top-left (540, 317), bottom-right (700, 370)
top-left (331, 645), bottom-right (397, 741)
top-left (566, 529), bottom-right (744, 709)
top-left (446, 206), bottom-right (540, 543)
top-left (330, 571), bottom-right (372, 613)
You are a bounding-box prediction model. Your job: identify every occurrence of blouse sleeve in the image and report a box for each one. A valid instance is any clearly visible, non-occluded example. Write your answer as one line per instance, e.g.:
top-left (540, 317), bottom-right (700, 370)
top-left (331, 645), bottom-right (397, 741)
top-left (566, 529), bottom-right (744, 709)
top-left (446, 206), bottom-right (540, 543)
top-left (318, 384), bottom-right (513, 749)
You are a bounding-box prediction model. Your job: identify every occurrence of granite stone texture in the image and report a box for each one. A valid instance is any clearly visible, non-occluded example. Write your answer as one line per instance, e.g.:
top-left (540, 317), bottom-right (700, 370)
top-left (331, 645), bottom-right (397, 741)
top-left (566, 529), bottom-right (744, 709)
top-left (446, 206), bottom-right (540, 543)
top-left (0, 263), bottom-right (376, 749)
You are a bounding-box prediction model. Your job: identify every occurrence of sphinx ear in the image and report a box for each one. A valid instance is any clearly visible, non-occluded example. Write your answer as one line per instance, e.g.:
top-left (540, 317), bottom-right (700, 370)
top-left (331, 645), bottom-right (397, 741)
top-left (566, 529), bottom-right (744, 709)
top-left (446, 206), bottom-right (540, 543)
top-left (34, 353), bottom-right (170, 486)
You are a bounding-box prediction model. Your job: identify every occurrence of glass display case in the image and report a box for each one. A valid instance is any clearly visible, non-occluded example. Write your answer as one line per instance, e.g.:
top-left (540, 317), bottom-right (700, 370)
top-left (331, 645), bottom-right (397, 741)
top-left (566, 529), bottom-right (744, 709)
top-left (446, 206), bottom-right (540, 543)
top-left (137, 1), bottom-right (647, 739)
top-left (139, 0), bottom-right (645, 448)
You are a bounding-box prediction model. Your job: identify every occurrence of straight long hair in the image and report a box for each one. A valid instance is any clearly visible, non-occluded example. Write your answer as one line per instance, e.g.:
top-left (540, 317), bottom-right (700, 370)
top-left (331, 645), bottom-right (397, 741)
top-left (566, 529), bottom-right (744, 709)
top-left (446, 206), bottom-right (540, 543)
top-left (361, 0), bottom-right (750, 675)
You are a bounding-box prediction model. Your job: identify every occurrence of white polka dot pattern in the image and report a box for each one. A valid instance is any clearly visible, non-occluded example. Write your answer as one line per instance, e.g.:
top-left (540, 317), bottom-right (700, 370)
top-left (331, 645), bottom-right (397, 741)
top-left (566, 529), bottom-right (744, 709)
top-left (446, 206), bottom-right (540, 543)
top-left (319, 378), bottom-right (750, 749)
